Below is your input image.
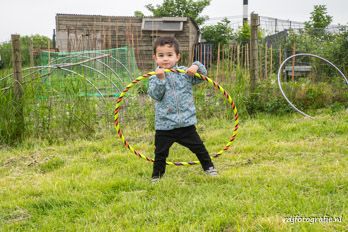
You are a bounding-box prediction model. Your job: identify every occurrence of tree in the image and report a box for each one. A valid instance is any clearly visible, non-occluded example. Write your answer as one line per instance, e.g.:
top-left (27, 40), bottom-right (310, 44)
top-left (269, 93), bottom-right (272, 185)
top-left (325, 29), bottom-right (348, 75)
top-left (145, 0), bottom-right (211, 26)
top-left (236, 22), bottom-right (251, 44)
top-left (201, 18), bottom-right (234, 46)
top-left (0, 34), bottom-right (51, 68)
top-left (134, 11), bottom-right (144, 17)
top-left (201, 18), bottom-right (234, 58)
top-left (304, 5), bottom-right (333, 37)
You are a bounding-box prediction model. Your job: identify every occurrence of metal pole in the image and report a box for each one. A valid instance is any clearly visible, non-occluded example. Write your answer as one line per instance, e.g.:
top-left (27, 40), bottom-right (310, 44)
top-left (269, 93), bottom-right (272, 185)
top-left (243, 0), bottom-right (248, 25)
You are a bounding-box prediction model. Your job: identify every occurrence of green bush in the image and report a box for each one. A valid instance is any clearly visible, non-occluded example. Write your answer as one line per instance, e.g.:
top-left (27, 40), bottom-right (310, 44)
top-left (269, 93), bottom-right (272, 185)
top-left (247, 76), bottom-right (346, 115)
top-left (0, 35), bottom-right (51, 68)
top-left (247, 78), bottom-right (292, 114)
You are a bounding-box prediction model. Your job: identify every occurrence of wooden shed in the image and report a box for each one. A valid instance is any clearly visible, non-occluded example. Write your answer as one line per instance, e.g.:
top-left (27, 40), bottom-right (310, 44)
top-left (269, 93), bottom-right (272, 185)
top-left (55, 14), bottom-right (200, 70)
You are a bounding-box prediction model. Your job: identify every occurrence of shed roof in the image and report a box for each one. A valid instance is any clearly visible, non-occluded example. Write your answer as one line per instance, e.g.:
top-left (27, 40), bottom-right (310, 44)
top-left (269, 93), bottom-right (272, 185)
top-left (56, 14), bottom-right (199, 31)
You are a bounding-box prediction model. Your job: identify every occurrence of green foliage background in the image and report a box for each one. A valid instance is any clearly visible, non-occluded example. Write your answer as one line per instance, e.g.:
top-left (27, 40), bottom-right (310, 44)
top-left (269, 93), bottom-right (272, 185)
top-left (0, 35), bottom-right (51, 68)
top-left (145, 0), bottom-right (211, 26)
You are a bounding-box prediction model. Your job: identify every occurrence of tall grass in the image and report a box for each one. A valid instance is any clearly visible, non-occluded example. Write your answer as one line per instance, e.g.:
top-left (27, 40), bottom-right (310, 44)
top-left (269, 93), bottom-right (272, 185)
top-left (1, 62), bottom-right (347, 146)
top-left (0, 68), bottom-right (116, 145)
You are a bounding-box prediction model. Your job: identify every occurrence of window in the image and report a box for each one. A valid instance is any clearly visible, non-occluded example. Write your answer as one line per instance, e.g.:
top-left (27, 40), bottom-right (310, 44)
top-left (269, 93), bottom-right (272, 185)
top-left (142, 18), bottom-right (185, 31)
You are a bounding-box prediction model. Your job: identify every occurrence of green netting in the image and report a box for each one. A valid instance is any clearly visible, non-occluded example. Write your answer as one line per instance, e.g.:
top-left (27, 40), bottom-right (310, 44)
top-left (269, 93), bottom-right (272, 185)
top-left (38, 47), bottom-right (138, 97)
top-left (39, 47), bottom-right (137, 72)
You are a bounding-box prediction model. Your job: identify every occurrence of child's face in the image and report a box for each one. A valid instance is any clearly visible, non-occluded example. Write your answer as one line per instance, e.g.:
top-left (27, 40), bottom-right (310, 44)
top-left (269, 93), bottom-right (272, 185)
top-left (153, 44), bottom-right (180, 69)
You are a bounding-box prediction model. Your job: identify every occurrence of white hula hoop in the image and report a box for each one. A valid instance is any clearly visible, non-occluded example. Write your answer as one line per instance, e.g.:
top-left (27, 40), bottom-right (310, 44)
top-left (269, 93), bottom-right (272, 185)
top-left (277, 53), bottom-right (348, 118)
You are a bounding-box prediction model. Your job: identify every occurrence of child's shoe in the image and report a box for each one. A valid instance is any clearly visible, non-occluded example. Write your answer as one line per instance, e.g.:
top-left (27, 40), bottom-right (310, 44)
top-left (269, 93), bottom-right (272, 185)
top-left (151, 176), bottom-right (161, 183)
top-left (205, 167), bottom-right (218, 176)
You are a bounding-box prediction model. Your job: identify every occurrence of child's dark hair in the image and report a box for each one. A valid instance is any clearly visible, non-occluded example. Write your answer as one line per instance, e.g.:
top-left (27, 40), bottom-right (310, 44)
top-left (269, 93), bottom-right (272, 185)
top-left (153, 36), bottom-right (180, 55)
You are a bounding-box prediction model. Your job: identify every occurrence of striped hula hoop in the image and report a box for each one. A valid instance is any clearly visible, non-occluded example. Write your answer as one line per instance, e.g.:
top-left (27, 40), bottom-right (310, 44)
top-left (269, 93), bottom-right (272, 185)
top-left (114, 69), bottom-right (239, 166)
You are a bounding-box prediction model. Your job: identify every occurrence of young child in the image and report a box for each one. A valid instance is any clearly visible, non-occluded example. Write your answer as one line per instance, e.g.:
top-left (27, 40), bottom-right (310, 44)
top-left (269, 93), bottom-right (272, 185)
top-left (148, 36), bottom-right (217, 182)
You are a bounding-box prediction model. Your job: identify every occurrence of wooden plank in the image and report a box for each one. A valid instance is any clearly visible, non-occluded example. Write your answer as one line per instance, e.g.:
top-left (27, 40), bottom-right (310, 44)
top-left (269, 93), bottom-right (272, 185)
top-left (11, 34), bottom-right (24, 142)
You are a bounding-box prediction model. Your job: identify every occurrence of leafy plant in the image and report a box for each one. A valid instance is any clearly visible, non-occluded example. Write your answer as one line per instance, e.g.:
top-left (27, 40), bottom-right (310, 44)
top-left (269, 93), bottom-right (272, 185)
top-left (201, 18), bottom-right (234, 46)
top-left (201, 18), bottom-right (234, 58)
top-left (236, 22), bottom-right (251, 45)
top-left (145, 0), bottom-right (211, 26)
top-left (0, 34), bottom-right (51, 68)
top-left (304, 5), bottom-right (333, 38)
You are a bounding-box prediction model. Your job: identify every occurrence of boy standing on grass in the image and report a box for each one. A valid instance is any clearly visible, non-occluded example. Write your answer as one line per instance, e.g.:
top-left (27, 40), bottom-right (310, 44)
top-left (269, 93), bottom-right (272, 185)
top-left (148, 36), bottom-right (217, 183)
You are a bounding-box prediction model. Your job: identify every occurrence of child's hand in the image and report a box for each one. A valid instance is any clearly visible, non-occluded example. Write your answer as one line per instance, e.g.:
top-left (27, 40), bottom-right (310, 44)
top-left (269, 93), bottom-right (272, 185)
top-left (155, 68), bottom-right (165, 80)
top-left (186, 64), bottom-right (199, 77)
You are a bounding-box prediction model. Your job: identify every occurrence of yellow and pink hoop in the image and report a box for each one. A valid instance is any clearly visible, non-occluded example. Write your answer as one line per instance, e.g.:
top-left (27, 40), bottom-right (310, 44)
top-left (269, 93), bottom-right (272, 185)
top-left (114, 69), bottom-right (239, 166)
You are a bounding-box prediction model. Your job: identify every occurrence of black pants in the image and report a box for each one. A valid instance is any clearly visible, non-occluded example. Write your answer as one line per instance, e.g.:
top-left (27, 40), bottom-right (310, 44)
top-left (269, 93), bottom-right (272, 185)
top-left (152, 125), bottom-right (214, 178)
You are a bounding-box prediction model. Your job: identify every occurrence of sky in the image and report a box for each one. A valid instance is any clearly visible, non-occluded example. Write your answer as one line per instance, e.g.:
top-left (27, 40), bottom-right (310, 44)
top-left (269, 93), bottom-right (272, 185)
top-left (1, 0), bottom-right (347, 43)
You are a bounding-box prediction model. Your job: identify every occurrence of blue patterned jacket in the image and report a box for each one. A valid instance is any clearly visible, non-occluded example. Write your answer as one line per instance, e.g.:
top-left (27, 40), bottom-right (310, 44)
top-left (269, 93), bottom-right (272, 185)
top-left (148, 61), bottom-right (207, 130)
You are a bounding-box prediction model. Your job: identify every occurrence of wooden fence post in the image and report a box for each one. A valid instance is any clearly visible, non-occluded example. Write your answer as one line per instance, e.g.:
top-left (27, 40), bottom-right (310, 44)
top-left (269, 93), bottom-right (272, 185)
top-left (209, 44), bottom-right (213, 69)
top-left (240, 44), bottom-right (245, 67)
top-left (246, 43), bottom-right (250, 69)
top-left (221, 44), bottom-right (225, 81)
top-left (243, 45), bottom-right (246, 68)
top-left (47, 39), bottom-right (51, 75)
top-left (216, 43), bottom-right (220, 81)
top-left (228, 44), bottom-right (231, 73)
top-left (231, 44), bottom-right (235, 72)
top-left (11, 34), bottom-right (24, 142)
top-left (291, 43), bottom-right (296, 81)
top-left (250, 13), bottom-right (259, 91)
top-left (270, 44), bottom-right (273, 76)
top-left (259, 43), bottom-right (262, 80)
top-left (29, 38), bottom-right (34, 67)
top-left (67, 27), bottom-right (71, 52)
top-left (279, 45), bottom-right (282, 69)
top-left (264, 43), bottom-right (268, 79)
top-left (237, 44), bottom-right (240, 67)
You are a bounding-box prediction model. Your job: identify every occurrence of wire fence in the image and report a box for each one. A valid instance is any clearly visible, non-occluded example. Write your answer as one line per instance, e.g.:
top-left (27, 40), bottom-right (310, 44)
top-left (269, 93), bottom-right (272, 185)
top-left (205, 15), bottom-right (347, 35)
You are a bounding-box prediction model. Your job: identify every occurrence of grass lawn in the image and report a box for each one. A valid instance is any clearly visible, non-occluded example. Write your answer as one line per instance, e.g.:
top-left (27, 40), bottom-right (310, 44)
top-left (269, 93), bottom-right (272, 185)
top-left (0, 109), bottom-right (347, 231)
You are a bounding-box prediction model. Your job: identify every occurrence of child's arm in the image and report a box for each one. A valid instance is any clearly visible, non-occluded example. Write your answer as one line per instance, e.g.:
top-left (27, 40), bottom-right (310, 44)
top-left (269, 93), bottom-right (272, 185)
top-left (186, 61), bottom-right (207, 85)
top-left (148, 69), bottom-right (166, 101)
